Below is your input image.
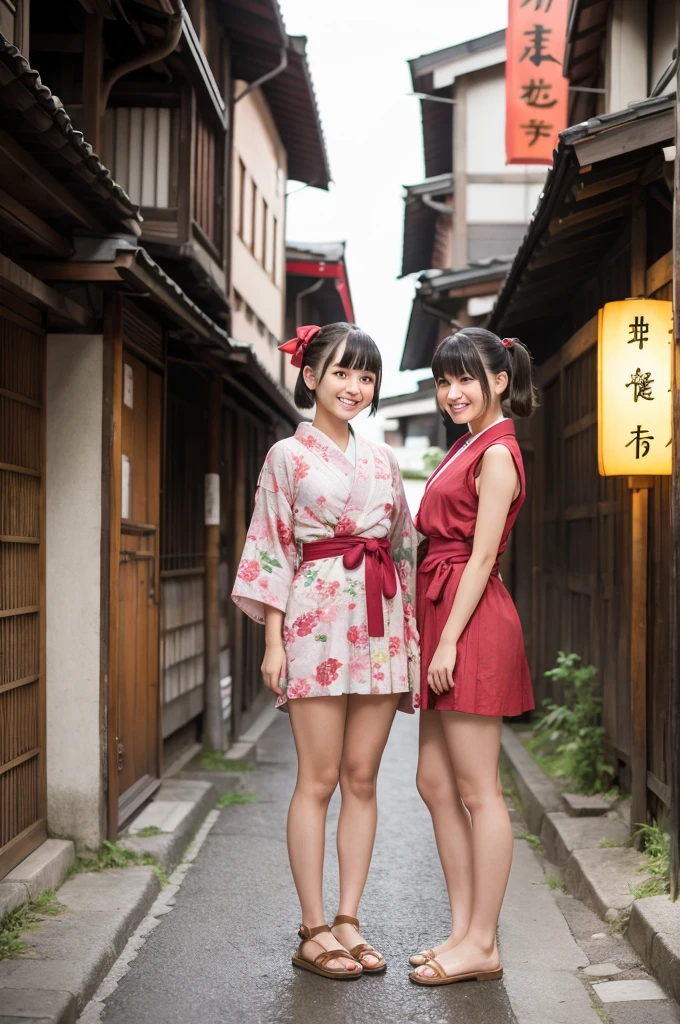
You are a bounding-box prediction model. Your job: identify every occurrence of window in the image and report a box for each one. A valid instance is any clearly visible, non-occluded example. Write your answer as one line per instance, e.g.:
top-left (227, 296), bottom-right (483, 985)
top-left (250, 182), bottom-right (258, 256)
top-left (256, 317), bottom-right (266, 337)
top-left (262, 198), bottom-right (268, 269)
top-left (271, 216), bottom-right (278, 283)
top-left (237, 159), bottom-right (246, 240)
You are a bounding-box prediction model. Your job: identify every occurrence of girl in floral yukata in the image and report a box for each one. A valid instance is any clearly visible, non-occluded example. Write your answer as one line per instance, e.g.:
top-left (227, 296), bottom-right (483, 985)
top-left (232, 322), bottom-right (418, 980)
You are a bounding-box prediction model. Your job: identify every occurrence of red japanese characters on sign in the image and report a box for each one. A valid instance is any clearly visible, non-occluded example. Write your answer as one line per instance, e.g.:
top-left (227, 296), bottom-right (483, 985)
top-left (505, 0), bottom-right (570, 166)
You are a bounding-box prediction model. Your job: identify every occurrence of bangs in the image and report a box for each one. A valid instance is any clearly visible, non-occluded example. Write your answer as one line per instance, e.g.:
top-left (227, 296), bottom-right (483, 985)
top-left (326, 327), bottom-right (382, 378)
top-left (432, 333), bottom-right (485, 383)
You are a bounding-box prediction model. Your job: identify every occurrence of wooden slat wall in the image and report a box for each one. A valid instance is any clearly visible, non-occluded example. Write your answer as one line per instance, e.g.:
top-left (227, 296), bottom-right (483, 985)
top-left (0, 314), bottom-right (46, 877)
top-left (193, 107), bottom-right (221, 255)
top-left (516, 253), bottom-right (673, 809)
top-left (103, 107), bottom-right (175, 208)
top-left (161, 366), bottom-right (208, 742)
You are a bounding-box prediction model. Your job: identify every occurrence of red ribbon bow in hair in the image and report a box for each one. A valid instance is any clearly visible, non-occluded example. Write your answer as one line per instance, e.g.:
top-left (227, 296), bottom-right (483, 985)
top-left (278, 325), bottom-right (322, 367)
top-left (502, 338), bottom-right (514, 348)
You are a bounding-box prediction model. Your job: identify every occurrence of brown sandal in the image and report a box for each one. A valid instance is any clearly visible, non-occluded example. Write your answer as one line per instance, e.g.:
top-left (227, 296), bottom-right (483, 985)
top-left (291, 924), bottom-right (363, 979)
top-left (409, 949), bottom-right (436, 967)
top-left (332, 915), bottom-right (386, 973)
top-left (409, 957), bottom-right (503, 986)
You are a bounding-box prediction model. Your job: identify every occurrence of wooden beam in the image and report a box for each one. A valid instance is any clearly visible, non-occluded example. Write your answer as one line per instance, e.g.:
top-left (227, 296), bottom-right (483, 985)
top-left (572, 109), bottom-right (675, 167)
top-left (669, 4), bottom-right (680, 900)
top-left (0, 128), bottom-right (105, 232)
top-left (629, 478), bottom-right (650, 836)
top-left (203, 374), bottom-right (223, 751)
top-left (0, 189), bottom-right (71, 258)
top-left (19, 255), bottom-right (134, 281)
top-left (106, 293), bottom-right (122, 841)
top-left (548, 195), bottom-right (630, 238)
top-left (0, 254), bottom-right (91, 326)
top-left (446, 278), bottom-right (505, 299)
top-left (646, 250), bottom-right (673, 296)
top-left (573, 167), bottom-right (640, 202)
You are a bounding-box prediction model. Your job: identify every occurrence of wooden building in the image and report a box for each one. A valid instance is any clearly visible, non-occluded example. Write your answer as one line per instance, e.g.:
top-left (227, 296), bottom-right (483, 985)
top-left (0, 0), bottom-right (329, 875)
top-left (489, 94), bottom-right (676, 847)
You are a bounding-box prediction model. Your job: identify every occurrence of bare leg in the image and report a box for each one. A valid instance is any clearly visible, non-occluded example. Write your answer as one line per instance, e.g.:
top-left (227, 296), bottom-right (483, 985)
top-left (415, 712), bottom-right (511, 980)
top-left (287, 695), bottom-right (358, 971)
top-left (332, 693), bottom-right (401, 967)
top-left (415, 710), bottom-right (473, 953)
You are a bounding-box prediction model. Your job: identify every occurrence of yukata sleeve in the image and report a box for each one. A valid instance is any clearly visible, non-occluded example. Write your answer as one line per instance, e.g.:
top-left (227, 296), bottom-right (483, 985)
top-left (231, 444), bottom-right (297, 624)
top-left (387, 449), bottom-right (420, 694)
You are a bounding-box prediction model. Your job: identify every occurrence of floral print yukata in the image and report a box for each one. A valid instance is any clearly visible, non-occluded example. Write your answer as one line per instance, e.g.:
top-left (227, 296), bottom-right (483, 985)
top-left (231, 423), bottom-right (419, 710)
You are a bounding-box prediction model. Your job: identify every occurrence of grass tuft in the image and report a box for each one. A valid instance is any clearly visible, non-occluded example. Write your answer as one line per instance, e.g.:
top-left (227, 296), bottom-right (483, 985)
top-left (69, 840), bottom-right (169, 888)
top-left (0, 890), bottom-right (67, 960)
top-left (200, 750), bottom-right (254, 773)
top-left (216, 791), bottom-right (258, 808)
top-left (515, 831), bottom-right (543, 853)
top-left (134, 826), bottom-right (163, 838)
top-left (546, 875), bottom-right (567, 892)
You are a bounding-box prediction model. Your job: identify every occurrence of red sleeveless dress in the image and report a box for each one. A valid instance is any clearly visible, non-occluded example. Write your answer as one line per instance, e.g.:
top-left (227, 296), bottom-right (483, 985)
top-left (415, 419), bottom-right (534, 716)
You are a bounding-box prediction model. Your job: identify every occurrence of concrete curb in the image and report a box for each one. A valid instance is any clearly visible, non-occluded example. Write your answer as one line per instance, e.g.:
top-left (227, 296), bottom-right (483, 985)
top-left (501, 724), bottom-right (680, 1004)
top-left (500, 724), bottom-right (562, 835)
top-left (0, 841), bottom-right (75, 923)
top-left (628, 896), bottom-right (680, 1005)
top-left (0, 779), bottom-right (218, 1024)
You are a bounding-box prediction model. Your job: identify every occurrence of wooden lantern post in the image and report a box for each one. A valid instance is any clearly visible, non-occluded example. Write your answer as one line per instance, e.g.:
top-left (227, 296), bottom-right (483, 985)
top-left (203, 373), bottom-right (223, 751)
top-left (598, 252), bottom-right (672, 839)
top-left (670, 0), bottom-right (680, 899)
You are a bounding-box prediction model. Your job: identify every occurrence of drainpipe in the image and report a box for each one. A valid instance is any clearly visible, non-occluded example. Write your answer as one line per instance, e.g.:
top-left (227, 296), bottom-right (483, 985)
top-left (234, 48), bottom-right (288, 103)
top-left (100, 6), bottom-right (183, 113)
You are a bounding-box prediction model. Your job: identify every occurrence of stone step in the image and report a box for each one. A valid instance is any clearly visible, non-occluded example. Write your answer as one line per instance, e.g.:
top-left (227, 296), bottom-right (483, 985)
top-left (540, 810), bottom-right (630, 868)
top-left (561, 792), bottom-right (617, 817)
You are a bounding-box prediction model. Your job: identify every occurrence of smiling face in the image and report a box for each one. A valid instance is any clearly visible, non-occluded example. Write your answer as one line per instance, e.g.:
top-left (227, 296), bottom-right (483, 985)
top-left (435, 363), bottom-right (508, 428)
top-left (303, 338), bottom-right (377, 422)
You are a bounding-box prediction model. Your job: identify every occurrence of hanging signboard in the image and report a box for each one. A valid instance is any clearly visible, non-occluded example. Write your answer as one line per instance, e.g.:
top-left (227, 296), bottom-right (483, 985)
top-left (505, 0), bottom-right (570, 165)
top-left (598, 299), bottom-right (673, 476)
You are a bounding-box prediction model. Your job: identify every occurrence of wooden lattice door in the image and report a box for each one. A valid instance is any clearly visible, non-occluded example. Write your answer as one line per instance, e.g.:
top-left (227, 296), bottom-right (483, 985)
top-left (0, 314), bottom-right (46, 877)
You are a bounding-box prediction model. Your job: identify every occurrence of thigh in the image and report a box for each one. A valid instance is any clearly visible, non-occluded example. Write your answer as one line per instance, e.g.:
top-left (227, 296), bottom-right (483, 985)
top-left (340, 694), bottom-right (401, 774)
top-left (439, 712), bottom-right (502, 797)
top-left (288, 695), bottom-right (348, 779)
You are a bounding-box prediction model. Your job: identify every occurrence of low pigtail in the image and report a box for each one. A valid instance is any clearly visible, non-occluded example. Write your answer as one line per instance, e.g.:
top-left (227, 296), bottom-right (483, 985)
top-left (506, 339), bottom-right (538, 418)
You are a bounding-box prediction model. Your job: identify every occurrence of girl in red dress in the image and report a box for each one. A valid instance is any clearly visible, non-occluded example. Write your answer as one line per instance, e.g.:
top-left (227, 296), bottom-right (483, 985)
top-left (409, 327), bottom-right (535, 987)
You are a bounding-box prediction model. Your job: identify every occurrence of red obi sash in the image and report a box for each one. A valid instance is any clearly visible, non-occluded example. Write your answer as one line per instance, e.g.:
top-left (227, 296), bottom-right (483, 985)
top-left (419, 538), bottom-right (499, 603)
top-left (302, 536), bottom-right (397, 638)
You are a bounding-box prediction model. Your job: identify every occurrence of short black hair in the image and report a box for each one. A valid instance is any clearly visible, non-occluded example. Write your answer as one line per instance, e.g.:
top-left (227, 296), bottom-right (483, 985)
top-left (294, 322), bottom-right (382, 416)
top-left (432, 328), bottom-right (537, 418)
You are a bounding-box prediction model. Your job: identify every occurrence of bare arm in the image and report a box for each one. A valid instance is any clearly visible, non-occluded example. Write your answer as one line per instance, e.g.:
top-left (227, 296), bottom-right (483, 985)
top-left (427, 445), bottom-right (519, 694)
top-left (262, 605), bottom-right (286, 696)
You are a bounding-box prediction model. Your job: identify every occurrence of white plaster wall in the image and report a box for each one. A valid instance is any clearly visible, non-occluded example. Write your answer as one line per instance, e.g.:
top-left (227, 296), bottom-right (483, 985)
top-left (231, 82), bottom-right (286, 379)
top-left (46, 334), bottom-right (105, 849)
top-left (467, 181), bottom-right (544, 223)
top-left (465, 69), bottom-right (538, 176)
top-left (650, 0), bottom-right (675, 95)
top-left (606, 0), bottom-right (648, 112)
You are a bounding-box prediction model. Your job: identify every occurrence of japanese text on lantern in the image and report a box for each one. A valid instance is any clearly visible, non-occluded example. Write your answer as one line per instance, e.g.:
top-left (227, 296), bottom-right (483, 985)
top-left (505, 0), bottom-right (570, 165)
top-left (597, 300), bottom-right (673, 477)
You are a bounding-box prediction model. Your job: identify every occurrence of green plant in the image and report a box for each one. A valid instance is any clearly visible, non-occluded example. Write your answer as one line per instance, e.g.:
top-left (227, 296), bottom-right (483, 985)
top-left (632, 820), bottom-right (670, 895)
top-left (69, 840), bottom-right (168, 887)
top-left (135, 826), bottom-right (163, 838)
top-left (515, 832), bottom-right (543, 852)
top-left (422, 447), bottom-right (446, 473)
top-left (216, 791), bottom-right (258, 808)
top-left (599, 838), bottom-right (629, 849)
top-left (200, 750), bottom-right (254, 773)
top-left (0, 890), bottom-right (67, 960)
top-left (532, 652), bottom-right (615, 794)
top-left (546, 875), bottom-right (567, 892)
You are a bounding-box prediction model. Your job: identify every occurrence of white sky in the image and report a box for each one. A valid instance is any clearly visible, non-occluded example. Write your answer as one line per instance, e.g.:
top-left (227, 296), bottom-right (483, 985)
top-left (280, 0), bottom-right (508, 398)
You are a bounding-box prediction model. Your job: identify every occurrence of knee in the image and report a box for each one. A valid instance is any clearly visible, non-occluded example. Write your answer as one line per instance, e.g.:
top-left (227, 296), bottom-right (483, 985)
top-left (457, 777), bottom-right (502, 817)
top-left (416, 767), bottom-right (451, 809)
top-left (340, 763), bottom-right (377, 802)
top-left (298, 766), bottom-right (339, 804)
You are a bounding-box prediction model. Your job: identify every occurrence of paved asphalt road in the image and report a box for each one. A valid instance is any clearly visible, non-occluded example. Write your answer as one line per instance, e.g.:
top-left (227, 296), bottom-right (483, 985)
top-left (91, 711), bottom-right (680, 1024)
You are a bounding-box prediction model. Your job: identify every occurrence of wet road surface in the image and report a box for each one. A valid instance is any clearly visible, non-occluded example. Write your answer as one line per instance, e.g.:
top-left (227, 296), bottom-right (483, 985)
top-left (88, 711), bottom-right (680, 1024)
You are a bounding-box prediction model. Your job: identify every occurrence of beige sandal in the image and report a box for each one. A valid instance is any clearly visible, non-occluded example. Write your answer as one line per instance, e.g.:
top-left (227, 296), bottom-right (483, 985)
top-left (332, 914), bottom-right (386, 973)
top-left (291, 924), bottom-right (363, 979)
top-left (409, 957), bottom-right (503, 986)
top-left (409, 948), bottom-right (436, 967)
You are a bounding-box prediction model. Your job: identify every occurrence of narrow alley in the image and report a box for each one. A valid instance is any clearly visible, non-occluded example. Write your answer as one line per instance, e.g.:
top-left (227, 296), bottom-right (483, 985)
top-left (78, 713), bottom-right (680, 1024)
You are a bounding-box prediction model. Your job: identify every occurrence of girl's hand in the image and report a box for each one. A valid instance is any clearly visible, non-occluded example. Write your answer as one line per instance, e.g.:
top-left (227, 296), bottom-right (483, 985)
top-left (261, 642), bottom-right (286, 696)
top-left (427, 639), bottom-right (457, 694)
